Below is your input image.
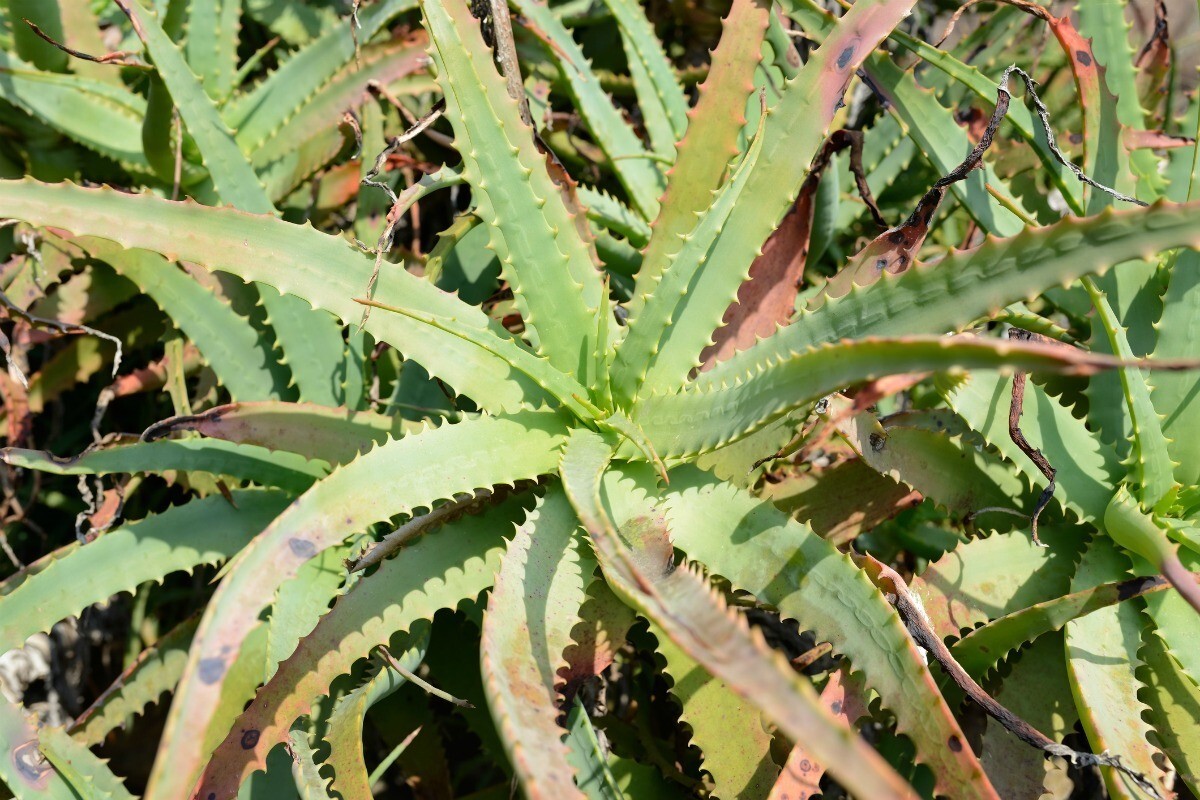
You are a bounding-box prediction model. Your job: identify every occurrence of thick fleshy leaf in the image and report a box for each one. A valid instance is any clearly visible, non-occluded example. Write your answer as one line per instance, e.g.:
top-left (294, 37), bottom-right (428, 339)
top-left (155, 411), bottom-right (568, 800)
top-left (480, 490), bottom-right (593, 800)
top-left (0, 490), bottom-right (288, 655)
top-left (423, 0), bottom-right (604, 382)
top-left (662, 466), bottom-right (999, 799)
top-left (2, 439), bottom-right (327, 494)
top-left (141, 402), bottom-right (423, 465)
top-left (1065, 539), bottom-right (1170, 799)
top-left (323, 636), bottom-right (427, 799)
top-left (192, 496), bottom-right (527, 798)
top-left (558, 430), bottom-right (919, 800)
top-left (701, 201), bottom-right (1200, 392)
top-left (637, 334), bottom-right (1156, 458)
top-left (630, 0), bottom-right (769, 302)
top-left (0, 180), bottom-right (555, 412)
top-left (614, 0), bottom-right (920, 399)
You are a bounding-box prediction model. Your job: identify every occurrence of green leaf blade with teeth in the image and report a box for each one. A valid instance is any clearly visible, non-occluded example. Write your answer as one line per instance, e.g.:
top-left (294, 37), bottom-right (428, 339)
top-left (1085, 280), bottom-right (1177, 509)
top-left (601, 0), bottom-right (689, 156)
top-left (72, 618), bottom-right (199, 748)
top-left (323, 636), bottom-right (428, 799)
top-left (192, 496), bottom-right (527, 799)
top-left (37, 725), bottom-right (137, 800)
top-left (152, 410), bottom-right (570, 800)
top-left (423, 0), bottom-right (605, 384)
top-left (636, 335), bottom-right (1143, 459)
top-left (702, 201), bottom-right (1200, 392)
top-left (0, 51), bottom-right (152, 175)
top-left (0, 439), bottom-right (327, 493)
top-left (185, 0), bottom-right (241, 103)
top-left (614, 0), bottom-right (920, 398)
top-left (512, 0), bottom-right (665, 221)
top-left (142, 401), bottom-right (423, 464)
top-left (0, 490), bottom-right (290, 655)
top-left (225, 0), bottom-right (418, 153)
top-left (480, 491), bottom-right (593, 800)
top-left (559, 432), bottom-right (921, 800)
top-left (612, 106), bottom-right (766, 405)
top-left (0, 179), bottom-right (555, 412)
top-left (659, 466), bottom-right (1001, 800)
top-left (113, 0), bottom-right (353, 408)
top-left (630, 0), bottom-right (769, 307)
top-left (75, 240), bottom-right (287, 402)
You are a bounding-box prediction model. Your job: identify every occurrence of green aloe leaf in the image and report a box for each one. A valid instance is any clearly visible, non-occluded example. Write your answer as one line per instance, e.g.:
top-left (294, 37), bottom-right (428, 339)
top-left (423, 0), bottom-right (605, 384)
top-left (142, 401), bottom-right (422, 465)
top-left (661, 466), bottom-right (999, 799)
top-left (323, 636), bottom-right (428, 799)
top-left (702, 202), bottom-right (1200, 392)
top-left (600, 0), bottom-right (688, 157)
top-left (650, 623), bottom-right (779, 798)
top-left (615, 0), bottom-right (919, 398)
top-left (71, 618), bottom-right (199, 747)
top-left (153, 411), bottom-right (568, 800)
top-left (630, 0), bottom-right (768, 301)
top-left (480, 490), bottom-right (595, 800)
top-left (0, 490), bottom-right (288, 655)
top-left (940, 370), bottom-right (1120, 524)
top-left (184, 0), bottom-right (240, 102)
top-left (1, 438), bottom-right (326, 493)
top-left (0, 700), bottom-right (95, 800)
top-left (558, 431), bottom-right (919, 800)
top-left (37, 725), bottom-right (137, 800)
top-left (0, 51), bottom-right (152, 175)
top-left (1064, 538), bottom-right (1170, 799)
top-left (512, 0), bottom-right (665, 220)
top-left (192, 496), bottom-right (527, 798)
top-left (636, 334), bottom-right (1143, 459)
top-left (0, 179), bottom-right (554, 412)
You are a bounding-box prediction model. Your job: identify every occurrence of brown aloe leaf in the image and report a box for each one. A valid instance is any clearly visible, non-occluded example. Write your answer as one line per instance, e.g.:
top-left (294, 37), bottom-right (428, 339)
top-left (769, 668), bottom-right (870, 800)
top-left (702, 130), bottom-right (886, 366)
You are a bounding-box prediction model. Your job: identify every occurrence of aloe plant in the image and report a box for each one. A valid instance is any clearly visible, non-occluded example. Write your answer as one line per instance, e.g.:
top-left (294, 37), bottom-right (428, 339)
top-left (0, 0), bottom-right (1198, 798)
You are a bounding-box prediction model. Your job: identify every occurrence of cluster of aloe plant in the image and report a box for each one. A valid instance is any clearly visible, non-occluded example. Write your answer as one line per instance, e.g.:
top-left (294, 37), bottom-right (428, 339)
top-left (0, 0), bottom-right (1198, 796)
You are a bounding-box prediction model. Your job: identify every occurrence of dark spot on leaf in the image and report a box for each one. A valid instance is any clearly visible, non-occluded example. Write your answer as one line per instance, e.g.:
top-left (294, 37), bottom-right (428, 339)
top-left (869, 432), bottom-right (886, 452)
top-left (897, 253), bottom-right (909, 268)
top-left (948, 735), bottom-right (963, 752)
top-left (1076, 50), bottom-right (1092, 66)
top-left (197, 657), bottom-right (226, 684)
top-left (240, 729), bottom-right (261, 750)
top-left (13, 741), bottom-right (47, 781)
top-left (1069, 132), bottom-right (1083, 145)
top-left (209, 794), bottom-right (217, 800)
top-left (1117, 575), bottom-right (1158, 601)
top-left (875, 258), bottom-right (888, 273)
top-left (830, 700), bottom-right (842, 714)
top-left (288, 537), bottom-right (317, 559)
top-left (888, 231), bottom-right (904, 244)
top-left (837, 45), bottom-right (855, 69)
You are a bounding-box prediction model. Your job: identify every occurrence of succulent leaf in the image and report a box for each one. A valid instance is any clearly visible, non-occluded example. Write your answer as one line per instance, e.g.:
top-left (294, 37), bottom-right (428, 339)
top-left (480, 489), bottom-right (592, 800)
top-left (157, 411), bottom-right (568, 799)
top-left (423, 0), bottom-right (605, 383)
top-left (192, 495), bottom-right (527, 798)
top-left (559, 431), bottom-right (921, 800)
top-left (662, 466), bottom-right (999, 798)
